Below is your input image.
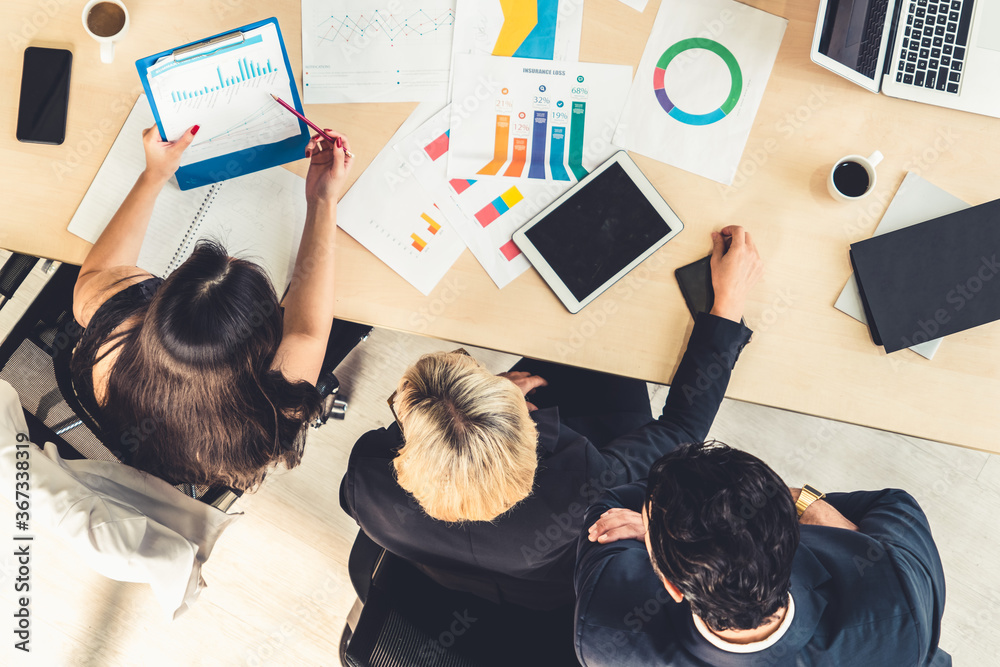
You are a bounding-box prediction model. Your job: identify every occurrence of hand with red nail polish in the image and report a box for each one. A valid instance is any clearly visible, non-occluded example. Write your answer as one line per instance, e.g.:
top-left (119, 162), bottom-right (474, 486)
top-left (139, 123), bottom-right (199, 185)
top-left (305, 129), bottom-right (354, 204)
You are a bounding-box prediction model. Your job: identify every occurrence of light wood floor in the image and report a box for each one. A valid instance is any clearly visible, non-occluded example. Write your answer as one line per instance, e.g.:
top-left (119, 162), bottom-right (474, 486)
top-left (3, 326), bottom-right (998, 666)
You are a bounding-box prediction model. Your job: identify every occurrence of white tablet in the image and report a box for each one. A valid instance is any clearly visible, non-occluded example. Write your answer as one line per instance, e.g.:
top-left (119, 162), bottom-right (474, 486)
top-left (512, 151), bottom-right (684, 314)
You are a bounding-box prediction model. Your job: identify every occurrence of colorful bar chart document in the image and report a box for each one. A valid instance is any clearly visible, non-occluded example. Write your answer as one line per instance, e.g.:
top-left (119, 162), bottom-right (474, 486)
top-left (613, 0), bottom-right (786, 185)
top-left (395, 106), bottom-right (572, 288)
top-left (302, 0), bottom-right (456, 103)
top-left (447, 55), bottom-right (632, 183)
top-left (337, 109), bottom-right (467, 295)
top-left (451, 0), bottom-right (583, 62)
top-left (144, 23), bottom-right (300, 166)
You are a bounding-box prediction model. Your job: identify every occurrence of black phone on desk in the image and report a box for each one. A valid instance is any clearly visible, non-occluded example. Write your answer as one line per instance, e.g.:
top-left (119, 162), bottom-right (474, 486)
top-left (16, 47), bottom-right (72, 145)
top-left (675, 254), bottom-right (749, 327)
top-left (675, 255), bottom-right (715, 318)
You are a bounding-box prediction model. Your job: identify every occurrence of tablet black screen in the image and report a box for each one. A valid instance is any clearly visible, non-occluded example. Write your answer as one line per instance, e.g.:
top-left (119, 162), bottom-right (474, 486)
top-left (523, 162), bottom-right (672, 302)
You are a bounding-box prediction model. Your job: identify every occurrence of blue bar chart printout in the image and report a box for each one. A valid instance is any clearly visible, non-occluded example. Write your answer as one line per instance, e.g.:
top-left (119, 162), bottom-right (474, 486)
top-left (145, 24), bottom-right (300, 166)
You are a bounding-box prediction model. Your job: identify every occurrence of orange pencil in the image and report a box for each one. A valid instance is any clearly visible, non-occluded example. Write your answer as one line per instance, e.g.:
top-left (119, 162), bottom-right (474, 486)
top-left (270, 93), bottom-right (354, 159)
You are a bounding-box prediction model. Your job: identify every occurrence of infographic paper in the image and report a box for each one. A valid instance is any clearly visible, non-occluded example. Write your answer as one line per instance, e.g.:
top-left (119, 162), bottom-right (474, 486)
top-left (448, 55), bottom-right (632, 182)
top-left (395, 105), bottom-right (571, 287)
top-left (451, 0), bottom-right (583, 62)
top-left (302, 0), bottom-right (456, 103)
top-left (613, 0), bottom-right (786, 185)
top-left (145, 23), bottom-right (300, 166)
top-left (337, 103), bottom-right (468, 295)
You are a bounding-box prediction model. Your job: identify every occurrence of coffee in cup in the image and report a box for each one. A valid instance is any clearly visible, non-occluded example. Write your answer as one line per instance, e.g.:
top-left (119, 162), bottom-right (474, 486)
top-left (86, 2), bottom-right (126, 37)
top-left (82, 0), bottom-right (130, 64)
top-left (827, 151), bottom-right (883, 202)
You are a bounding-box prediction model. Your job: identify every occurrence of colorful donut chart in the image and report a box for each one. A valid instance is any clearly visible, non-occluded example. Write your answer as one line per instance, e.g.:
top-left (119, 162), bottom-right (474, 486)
top-left (653, 38), bottom-right (742, 126)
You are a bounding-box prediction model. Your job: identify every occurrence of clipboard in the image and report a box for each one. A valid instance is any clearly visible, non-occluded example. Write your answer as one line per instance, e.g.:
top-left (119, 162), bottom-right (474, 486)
top-left (135, 17), bottom-right (309, 191)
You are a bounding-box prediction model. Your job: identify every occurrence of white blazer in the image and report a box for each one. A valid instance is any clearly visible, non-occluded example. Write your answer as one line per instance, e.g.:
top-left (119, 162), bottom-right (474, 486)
top-left (0, 380), bottom-right (240, 619)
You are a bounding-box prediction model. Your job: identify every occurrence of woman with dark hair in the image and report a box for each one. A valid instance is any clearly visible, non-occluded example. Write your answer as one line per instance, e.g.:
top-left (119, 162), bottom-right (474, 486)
top-left (70, 123), bottom-right (352, 491)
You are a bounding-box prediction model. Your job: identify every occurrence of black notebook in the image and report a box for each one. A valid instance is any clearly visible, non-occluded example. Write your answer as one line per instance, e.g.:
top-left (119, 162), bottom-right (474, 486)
top-left (849, 196), bottom-right (1000, 353)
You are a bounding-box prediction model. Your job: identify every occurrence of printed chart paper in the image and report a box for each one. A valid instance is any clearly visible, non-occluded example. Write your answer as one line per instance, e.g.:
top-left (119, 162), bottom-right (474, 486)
top-left (613, 0), bottom-right (786, 185)
top-left (144, 23), bottom-right (300, 166)
top-left (337, 105), bottom-right (467, 295)
top-left (68, 96), bottom-right (307, 288)
top-left (302, 0), bottom-right (456, 103)
top-left (395, 105), bottom-right (571, 288)
top-left (451, 0), bottom-right (583, 62)
top-left (448, 55), bottom-right (632, 183)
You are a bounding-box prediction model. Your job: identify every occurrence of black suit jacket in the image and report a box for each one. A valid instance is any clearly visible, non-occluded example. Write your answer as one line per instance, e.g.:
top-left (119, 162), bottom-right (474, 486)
top-left (574, 483), bottom-right (952, 666)
top-left (340, 314), bottom-right (752, 609)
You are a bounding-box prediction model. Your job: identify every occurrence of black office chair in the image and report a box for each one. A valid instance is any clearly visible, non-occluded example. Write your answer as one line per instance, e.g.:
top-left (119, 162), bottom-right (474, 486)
top-left (340, 529), bottom-right (582, 667)
top-left (0, 257), bottom-right (372, 508)
top-left (0, 260), bottom-right (111, 464)
top-left (0, 252), bottom-right (37, 308)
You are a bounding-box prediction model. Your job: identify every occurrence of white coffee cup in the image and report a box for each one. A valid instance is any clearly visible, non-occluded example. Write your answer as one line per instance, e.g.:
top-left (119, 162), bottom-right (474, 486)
top-left (82, 0), bottom-right (130, 64)
top-left (828, 150), bottom-right (883, 202)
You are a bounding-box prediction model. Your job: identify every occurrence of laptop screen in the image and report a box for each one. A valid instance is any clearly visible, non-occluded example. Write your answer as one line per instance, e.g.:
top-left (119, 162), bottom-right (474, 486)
top-left (817, 0), bottom-right (891, 81)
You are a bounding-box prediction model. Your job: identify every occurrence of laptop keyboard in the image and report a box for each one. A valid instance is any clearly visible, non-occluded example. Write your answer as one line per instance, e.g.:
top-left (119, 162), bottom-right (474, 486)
top-left (859, 0), bottom-right (891, 78)
top-left (896, 0), bottom-right (975, 94)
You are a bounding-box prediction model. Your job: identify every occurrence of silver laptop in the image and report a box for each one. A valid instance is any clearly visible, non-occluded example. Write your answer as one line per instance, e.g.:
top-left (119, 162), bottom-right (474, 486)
top-left (810, 0), bottom-right (1000, 118)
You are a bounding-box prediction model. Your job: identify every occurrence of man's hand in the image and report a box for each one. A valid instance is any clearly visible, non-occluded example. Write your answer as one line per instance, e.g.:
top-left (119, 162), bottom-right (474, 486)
top-left (305, 130), bottom-right (353, 205)
top-left (709, 225), bottom-right (764, 323)
top-left (587, 508), bottom-right (646, 543)
top-left (498, 371), bottom-right (547, 412)
top-left (789, 488), bottom-right (858, 531)
top-left (141, 124), bottom-right (197, 185)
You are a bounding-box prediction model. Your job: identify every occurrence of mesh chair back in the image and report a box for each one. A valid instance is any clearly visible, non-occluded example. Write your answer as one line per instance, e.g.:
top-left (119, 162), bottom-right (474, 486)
top-left (0, 253), bottom-right (37, 299)
top-left (343, 548), bottom-right (579, 667)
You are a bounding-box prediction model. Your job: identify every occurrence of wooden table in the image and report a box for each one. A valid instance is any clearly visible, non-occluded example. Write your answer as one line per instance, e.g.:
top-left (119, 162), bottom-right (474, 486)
top-left (2, 0), bottom-right (998, 453)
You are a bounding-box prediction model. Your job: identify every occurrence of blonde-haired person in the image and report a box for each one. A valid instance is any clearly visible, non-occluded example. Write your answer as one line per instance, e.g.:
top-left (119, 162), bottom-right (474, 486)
top-left (392, 350), bottom-right (538, 522)
top-left (341, 226), bottom-right (764, 611)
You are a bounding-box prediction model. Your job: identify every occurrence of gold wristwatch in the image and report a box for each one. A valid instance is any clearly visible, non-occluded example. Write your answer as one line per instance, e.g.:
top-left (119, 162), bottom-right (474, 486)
top-left (795, 485), bottom-right (825, 517)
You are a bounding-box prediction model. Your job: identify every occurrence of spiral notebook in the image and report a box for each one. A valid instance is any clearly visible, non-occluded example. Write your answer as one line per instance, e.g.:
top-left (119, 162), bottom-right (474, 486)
top-left (68, 95), bottom-right (306, 287)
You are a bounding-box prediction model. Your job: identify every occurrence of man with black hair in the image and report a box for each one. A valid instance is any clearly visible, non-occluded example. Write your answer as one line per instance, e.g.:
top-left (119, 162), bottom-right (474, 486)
top-left (574, 441), bottom-right (951, 666)
top-left (342, 227), bottom-right (761, 612)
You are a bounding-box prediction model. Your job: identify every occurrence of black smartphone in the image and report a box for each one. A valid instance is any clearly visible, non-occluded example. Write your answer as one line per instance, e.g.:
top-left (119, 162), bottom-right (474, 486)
top-left (675, 255), bottom-right (715, 319)
top-left (16, 47), bottom-right (72, 145)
